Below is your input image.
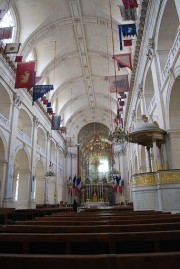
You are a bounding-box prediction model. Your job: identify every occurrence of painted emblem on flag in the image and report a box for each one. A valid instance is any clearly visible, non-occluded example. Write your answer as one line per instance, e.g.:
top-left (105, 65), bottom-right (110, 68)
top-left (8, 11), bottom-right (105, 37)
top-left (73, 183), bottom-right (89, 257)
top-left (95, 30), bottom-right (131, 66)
top-left (20, 71), bottom-right (30, 83)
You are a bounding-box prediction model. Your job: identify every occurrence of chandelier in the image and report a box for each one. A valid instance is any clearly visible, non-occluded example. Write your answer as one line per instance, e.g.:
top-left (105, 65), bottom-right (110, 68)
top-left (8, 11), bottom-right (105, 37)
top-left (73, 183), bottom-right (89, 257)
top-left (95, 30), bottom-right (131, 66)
top-left (45, 161), bottom-right (56, 177)
top-left (86, 132), bottom-right (110, 153)
top-left (108, 125), bottom-right (129, 144)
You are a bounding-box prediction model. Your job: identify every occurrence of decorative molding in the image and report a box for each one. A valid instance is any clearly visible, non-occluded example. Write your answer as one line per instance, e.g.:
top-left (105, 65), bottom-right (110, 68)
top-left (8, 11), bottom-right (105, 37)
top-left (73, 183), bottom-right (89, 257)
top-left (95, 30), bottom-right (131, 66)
top-left (160, 173), bottom-right (180, 184)
top-left (137, 83), bottom-right (143, 99)
top-left (124, 0), bottom-right (149, 126)
top-left (146, 38), bottom-right (154, 61)
top-left (132, 173), bottom-right (156, 186)
top-left (131, 109), bottom-right (136, 122)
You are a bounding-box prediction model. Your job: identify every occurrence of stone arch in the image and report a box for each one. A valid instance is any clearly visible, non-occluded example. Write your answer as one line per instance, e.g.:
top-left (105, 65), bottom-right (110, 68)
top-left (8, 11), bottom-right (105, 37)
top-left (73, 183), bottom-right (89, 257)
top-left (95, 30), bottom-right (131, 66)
top-left (143, 67), bottom-right (155, 114)
top-left (156, 0), bottom-right (179, 72)
top-left (166, 75), bottom-right (180, 169)
top-left (18, 108), bottom-right (33, 138)
top-left (35, 159), bottom-right (45, 205)
top-left (37, 127), bottom-right (46, 150)
top-left (0, 82), bottom-right (12, 119)
top-left (13, 149), bottom-right (30, 209)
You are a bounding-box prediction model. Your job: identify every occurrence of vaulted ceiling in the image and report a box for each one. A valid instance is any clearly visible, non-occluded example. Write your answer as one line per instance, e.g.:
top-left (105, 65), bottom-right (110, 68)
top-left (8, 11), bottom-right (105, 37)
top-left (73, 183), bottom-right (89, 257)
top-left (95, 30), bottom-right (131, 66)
top-left (9, 0), bottom-right (138, 141)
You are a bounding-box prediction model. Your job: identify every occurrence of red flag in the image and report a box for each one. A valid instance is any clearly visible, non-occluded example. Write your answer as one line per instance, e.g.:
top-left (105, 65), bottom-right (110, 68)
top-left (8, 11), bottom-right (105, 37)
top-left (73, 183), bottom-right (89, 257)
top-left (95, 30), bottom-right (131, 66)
top-left (15, 61), bottom-right (35, 89)
top-left (60, 127), bottom-right (66, 134)
top-left (113, 53), bottom-right (132, 70)
top-left (123, 40), bottom-right (132, 46)
top-left (0, 26), bottom-right (13, 40)
top-left (15, 56), bottom-right (23, 62)
top-left (122, 0), bottom-right (138, 9)
top-left (105, 75), bottom-right (129, 93)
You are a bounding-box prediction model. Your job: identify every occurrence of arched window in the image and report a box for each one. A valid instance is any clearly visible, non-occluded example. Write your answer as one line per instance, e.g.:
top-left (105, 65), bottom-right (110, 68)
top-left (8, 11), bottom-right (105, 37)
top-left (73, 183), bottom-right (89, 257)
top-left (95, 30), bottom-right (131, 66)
top-left (0, 10), bottom-right (15, 44)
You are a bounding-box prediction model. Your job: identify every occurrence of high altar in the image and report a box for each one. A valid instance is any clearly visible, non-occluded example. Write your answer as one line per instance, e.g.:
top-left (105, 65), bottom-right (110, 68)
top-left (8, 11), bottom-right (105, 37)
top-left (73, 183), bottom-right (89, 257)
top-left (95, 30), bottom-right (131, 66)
top-left (79, 183), bottom-right (114, 208)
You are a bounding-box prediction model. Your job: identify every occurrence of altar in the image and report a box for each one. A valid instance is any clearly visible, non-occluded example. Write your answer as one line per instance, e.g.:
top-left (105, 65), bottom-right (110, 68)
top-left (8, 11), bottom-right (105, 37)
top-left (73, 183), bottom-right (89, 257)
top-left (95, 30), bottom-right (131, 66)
top-left (83, 201), bottom-right (109, 208)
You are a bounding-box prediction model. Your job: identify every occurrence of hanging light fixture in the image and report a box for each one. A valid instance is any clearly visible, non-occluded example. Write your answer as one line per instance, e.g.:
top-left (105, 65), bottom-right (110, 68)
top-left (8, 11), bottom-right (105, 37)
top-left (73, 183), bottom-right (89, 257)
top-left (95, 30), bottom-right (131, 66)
top-left (45, 161), bottom-right (56, 177)
top-left (108, 122), bottom-right (129, 144)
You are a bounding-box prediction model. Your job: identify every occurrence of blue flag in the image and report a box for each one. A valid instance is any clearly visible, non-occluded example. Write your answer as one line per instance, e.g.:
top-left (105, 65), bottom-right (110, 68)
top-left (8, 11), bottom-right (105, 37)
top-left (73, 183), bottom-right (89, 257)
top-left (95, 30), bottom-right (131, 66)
top-left (32, 85), bottom-right (54, 104)
top-left (118, 24), bottom-right (137, 51)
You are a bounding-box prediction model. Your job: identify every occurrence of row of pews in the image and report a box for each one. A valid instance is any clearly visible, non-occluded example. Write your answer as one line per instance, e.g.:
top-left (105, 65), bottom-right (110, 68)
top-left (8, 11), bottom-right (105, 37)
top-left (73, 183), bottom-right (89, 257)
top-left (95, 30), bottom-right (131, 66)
top-left (0, 207), bottom-right (180, 268)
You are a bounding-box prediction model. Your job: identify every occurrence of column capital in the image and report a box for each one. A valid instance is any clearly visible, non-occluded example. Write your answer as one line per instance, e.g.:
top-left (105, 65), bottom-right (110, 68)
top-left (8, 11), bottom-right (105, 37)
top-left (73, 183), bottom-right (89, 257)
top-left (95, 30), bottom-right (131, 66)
top-left (33, 116), bottom-right (39, 128)
top-left (13, 92), bottom-right (21, 108)
top-left (47, 131), bottom-right (52, 141)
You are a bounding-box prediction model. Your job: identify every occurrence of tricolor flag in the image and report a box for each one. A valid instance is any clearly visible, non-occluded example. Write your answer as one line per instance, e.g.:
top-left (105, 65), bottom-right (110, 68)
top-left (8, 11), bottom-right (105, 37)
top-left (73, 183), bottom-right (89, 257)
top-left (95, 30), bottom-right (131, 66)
top-left (105, 75), bottom-right (129, 93)
top-left (0, 26), bottom-right (13, 40)
top-left (118, 24), bottom-right (137, 50)
top-left (77, 177), bottom-right (81, 190)
top-left (51, 115), bottom-right (61, 130)
top-left (4, 43), bottom-right (21, 54)
top-left (15, 61), bottom-right (35, 89)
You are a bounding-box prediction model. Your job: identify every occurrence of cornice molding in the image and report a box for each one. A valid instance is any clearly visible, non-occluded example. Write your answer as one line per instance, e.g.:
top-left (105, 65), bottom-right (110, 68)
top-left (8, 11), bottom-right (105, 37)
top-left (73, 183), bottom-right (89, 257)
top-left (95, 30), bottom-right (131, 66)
top-left (124, 0), bottom-right (149, 126)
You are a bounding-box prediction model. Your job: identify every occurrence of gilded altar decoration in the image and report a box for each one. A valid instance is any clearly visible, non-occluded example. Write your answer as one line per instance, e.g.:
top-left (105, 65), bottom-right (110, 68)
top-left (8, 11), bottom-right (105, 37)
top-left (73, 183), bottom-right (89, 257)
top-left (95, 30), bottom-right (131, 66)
top-left (160, 173), bottom-right (180, 184)
top-left (132, 173), bottom-right (156, 186)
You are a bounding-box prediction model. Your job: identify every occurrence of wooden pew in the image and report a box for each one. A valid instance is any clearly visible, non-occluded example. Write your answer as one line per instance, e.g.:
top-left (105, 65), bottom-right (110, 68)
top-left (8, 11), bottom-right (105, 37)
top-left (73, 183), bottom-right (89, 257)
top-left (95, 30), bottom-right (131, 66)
top-left (14, 215), bottom-right (180, 226)
top-left (0, 230), bottom-right (180, 254)
top-left (35, 214), bottom-right (180, 222)
top-left (0, 222), bottom-right (180, 233)
top-left (0, 252), bottom-right (180, 269)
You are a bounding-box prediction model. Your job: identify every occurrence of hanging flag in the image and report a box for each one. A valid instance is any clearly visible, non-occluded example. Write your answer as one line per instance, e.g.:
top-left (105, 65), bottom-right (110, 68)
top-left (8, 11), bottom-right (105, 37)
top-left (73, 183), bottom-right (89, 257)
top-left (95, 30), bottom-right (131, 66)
top-left (122, 0), bottom-right (138, 9)
top-left (59, 127), bottom-right (66, 134)
top-left (15, 61), bottom-right (35, 89)
top-left (47, 107), bottom-right (53, 114)
top-left (123, 40), bottom-right (132, 46)
top-left (0, 26), bottom-right (13, 40)
top-left (4, 43), bottom-right (21, 54)
top-left (73, 174), bottom-right (77, 188)
top-left (113, 53), bottom-right (132, 70)
top-left (35, 76), bottom-right (43, 84)
top-left (77, 177), bottom-right (81, 190)
top-left (119, 101), bottom-right (125, 106)
top-left (121, 24), bottom-right (137, 37)
top-left (105, 75), bottom-right (129, 93)
top-left (51, 115), bottom-right (61, 130)
top-left (118, 24), bottom-right (137, 50)
top-left (15, 55), bottom-right (23, 62)
top-left (0, 9), bottom-right (7, 21)
top-left (119, 6), bottom-right (137, 21)
top-left (43, 99), bottom-right (48, 105)
top-left (117, 107), bottom-right (123, 113)
top-left (32, 85), bottom-right (53, 103)
top-left (119, 93), bottom-right (127, 99)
